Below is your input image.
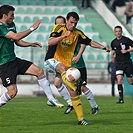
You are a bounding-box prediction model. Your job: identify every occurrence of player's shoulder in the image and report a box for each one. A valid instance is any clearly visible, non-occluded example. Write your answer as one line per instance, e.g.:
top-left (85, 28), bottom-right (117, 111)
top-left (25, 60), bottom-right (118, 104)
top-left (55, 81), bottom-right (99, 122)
top-left (53, 24), bottom-right (65, 31)
top-left (75, 28), bottom-right (84, 34)
top-left (122, 36), bottom-right (131, 40)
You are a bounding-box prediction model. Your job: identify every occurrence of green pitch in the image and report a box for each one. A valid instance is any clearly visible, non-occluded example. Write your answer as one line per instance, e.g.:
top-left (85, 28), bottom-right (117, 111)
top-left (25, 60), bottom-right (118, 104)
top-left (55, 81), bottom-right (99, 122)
top-left (0, 96), bottom-right (132, 133)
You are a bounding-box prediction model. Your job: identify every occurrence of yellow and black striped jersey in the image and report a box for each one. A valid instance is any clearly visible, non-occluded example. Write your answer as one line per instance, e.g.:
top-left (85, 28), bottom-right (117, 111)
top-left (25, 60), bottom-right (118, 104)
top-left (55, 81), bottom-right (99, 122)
top-left (45, 24), bottom-right (91, 68)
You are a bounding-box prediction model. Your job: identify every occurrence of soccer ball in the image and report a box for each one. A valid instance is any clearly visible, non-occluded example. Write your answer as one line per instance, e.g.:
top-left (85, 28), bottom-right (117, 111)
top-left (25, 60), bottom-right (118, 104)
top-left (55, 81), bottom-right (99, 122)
top-left (66, 68), bottom-right (81, 82)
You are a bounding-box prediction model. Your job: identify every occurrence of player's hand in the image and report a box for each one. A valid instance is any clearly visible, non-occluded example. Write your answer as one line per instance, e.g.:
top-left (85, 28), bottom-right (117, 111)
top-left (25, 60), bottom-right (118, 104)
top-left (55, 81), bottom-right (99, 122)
top-left (31, 42), bottom-right (42, 48)
top-left (102, 47), bottom-right (110, 52)
top-left (72, 56), bottom-right (80, 63)
top-left (121, 49), bottom-right (127, 54)
top-left (63, 31), bottom-right (71, 38)
top-left (32, 19), bottom-right (42, 30)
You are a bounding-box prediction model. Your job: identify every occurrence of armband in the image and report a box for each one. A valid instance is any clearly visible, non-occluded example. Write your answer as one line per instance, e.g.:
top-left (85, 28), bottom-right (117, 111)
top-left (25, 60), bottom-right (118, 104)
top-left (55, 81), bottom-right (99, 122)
top-left (29, 27), bottom-right (34, 31)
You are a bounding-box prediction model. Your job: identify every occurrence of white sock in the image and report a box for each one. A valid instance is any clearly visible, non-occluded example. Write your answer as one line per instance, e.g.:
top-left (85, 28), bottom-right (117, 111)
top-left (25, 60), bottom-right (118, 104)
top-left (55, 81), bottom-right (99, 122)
top-left (57, 84), bottom-right (72, 106)
top-left (84, 90), bottom-right (98, 108)
top-left (38, 75), bottom-right (55, 101)
top-left (0, 92), bottom-right (11, 107)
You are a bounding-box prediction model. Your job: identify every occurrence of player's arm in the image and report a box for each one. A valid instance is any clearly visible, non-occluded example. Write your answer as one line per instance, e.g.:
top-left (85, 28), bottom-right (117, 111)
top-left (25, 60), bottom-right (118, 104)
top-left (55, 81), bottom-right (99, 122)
top-left (121, 47), bottom-right (133, 54)
top-left (111, 50), bottom-right (116, 61)
top-left (5, 20), bottom-right (42, 41)
top-left (72, 44), bottom-right (86, 63)
top-left (48, 31), bottom-right (71, 46)
top-left (15, 40), bottom-right (42, 48)
top-left (90, 40), bottom-right (110, 52)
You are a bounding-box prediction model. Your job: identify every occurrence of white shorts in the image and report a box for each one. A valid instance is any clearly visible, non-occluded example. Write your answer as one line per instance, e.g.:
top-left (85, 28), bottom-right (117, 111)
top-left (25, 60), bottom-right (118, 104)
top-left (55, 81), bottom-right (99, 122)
top-left (44, 58), bottom-right (61, 75)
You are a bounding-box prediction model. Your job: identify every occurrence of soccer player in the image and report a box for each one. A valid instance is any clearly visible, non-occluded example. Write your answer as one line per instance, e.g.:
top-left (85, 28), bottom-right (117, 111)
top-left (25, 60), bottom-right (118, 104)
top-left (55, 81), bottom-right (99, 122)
top-left (49, 15), bottom-right (100, 115)
top-left (111, 25), bottom-right (133, 103)
top-left (44, 12), bottom-right (110, 125)
top-left (0, 5), bottom-right (64, 108)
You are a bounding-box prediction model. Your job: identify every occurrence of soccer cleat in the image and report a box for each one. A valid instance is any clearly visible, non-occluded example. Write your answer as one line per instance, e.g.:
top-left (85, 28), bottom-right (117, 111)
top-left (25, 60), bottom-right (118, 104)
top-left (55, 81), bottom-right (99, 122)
top-left (116, 99), bottom-right (124, 104)
top-left (47, 99), bottom-right (64, 108)
top-left (91, 106), bottom-right (100, 115)
top-left (78, 119), bottom-right (89, 126)
top-left (64, 105), bottom-right (73, 114)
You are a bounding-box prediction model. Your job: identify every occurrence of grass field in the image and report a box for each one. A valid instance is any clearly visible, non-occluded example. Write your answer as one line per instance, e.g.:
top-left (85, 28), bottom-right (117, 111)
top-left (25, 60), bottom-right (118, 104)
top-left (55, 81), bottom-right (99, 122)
top-left (0, 96), bottom-right (132, 133)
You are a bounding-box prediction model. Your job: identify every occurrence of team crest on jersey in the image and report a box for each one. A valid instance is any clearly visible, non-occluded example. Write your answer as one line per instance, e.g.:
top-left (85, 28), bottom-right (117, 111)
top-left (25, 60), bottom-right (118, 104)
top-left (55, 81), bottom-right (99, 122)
top-left (61, 40), bottom-right (72, 48)
top-left (120, 43), bottom-right (125, 50)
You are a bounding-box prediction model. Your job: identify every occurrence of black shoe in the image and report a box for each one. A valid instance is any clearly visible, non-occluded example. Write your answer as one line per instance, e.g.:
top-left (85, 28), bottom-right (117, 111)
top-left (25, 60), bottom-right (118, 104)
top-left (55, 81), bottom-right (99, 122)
top-left (116, 99), bottom-right (124, 104)
top-left (64, 105), bottom-right (73, 114)
top-left (91, 106), bottom-right (100, 115)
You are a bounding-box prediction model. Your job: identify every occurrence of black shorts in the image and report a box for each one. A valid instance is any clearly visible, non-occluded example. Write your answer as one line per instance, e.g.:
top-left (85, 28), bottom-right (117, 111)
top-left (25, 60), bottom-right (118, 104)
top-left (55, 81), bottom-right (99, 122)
top-left (116, 60), bottom-right (133, 77)
top-left (0, 57), bottom-right (32, 87)
top-left (78, 67), bottom-right (87, 83)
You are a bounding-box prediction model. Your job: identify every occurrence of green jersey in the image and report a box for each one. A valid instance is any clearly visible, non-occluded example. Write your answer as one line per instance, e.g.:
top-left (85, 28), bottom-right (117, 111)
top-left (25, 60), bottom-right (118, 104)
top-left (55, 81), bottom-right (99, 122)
top-left (72, 44), bottom-right (86, 68)
top-left (0, 22), bottom-right (16, 65)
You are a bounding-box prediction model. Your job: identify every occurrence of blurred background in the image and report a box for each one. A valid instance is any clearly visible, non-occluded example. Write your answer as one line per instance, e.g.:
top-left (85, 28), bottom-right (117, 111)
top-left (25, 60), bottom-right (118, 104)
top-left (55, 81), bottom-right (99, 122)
top-left (0, 0), bottom-right (132, 96)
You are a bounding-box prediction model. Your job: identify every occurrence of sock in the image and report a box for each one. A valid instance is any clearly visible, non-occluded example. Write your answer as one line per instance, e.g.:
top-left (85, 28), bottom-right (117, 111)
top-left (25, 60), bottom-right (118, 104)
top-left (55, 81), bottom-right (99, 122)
top-left (84, 90), bottom-right (98, 108)
top-left (57, 84), bottom-right (72, 106)
top-left (0, 92), bottom-right (11, 107)
top-left (71, 96), bottom-right (84, 121)
top-left (118, 84), bottom-right (123, 100)
top-left (61, 72), bottom-right (76, 91)
top-left (38, 75), bottom-right (55, 101)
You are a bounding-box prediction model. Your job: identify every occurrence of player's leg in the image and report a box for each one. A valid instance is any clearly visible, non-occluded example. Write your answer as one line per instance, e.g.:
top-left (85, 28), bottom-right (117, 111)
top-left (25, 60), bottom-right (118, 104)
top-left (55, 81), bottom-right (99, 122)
top-left (0, 85), bottom-right (17, 107)
top-left (116, 62), bottom-right (124, 103)
top-left (45, 59), bottom-right (89, 124)
top-left (0, 59), bottom-right (18, 107)
top-left (116, 74), bottom-right (124, 103)
top-left (67, 86), bottom-right (89, 125)
top-left (54, 77), bottom-right (73, 114)
top-left (78, 67), bottom-right (99, 115)
top-left (26, 62), bottom-right (64, 108)
top-left (57, 66), bottom-right (89, 124)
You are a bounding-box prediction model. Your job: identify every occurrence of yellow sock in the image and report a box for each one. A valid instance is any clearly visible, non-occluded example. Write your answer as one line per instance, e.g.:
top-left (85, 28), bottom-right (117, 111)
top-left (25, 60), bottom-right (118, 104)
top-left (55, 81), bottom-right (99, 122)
top-left (71, 96), bottom-right (84, 121)
top-left (61, 71), bottom-right (76, 91)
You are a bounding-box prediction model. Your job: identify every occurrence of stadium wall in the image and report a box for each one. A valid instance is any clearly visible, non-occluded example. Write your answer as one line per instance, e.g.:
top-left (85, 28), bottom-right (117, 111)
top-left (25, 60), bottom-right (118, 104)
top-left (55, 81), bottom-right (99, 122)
top-left (0, 83), bottom-right (119, 97)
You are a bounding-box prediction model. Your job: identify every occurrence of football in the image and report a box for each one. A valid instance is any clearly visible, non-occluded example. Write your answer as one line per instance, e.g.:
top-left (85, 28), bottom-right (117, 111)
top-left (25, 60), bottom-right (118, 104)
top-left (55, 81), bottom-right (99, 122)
top-left (66, 68), bottom-right (81, 82)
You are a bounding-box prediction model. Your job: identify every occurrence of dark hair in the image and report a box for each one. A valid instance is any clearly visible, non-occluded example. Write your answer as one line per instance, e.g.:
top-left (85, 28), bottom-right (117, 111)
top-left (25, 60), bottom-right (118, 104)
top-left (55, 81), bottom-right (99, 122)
top-left (114, 25), bottom-right (122, 31)
top-left (0, 5), bottom-right (15, 19)
top-left (66, 12), bottom-right (79, 21)
top-left (55, 15), bottom-right (66, 24)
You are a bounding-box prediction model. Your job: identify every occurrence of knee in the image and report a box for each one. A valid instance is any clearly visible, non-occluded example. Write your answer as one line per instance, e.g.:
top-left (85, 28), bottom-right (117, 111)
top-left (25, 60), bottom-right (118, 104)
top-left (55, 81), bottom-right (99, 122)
top-left (54, 81), bottom-right (62, 88)
top-left (56, 63), bottom-right (66, 74)
top-left (8, 90), bottom-right (17, 99)
top-left (81, 86), bottom-right (89, 93)
top-left (37, 68), bottom-right (44, 78)
top-left (54, 77), bottom-right (62, 88)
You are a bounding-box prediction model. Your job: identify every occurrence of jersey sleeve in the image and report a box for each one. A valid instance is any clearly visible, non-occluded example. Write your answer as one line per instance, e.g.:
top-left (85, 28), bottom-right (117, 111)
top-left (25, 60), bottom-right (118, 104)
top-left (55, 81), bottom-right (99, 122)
top-left (78, 30), bottom-right (92, 46)
top-left (127, 37), bottom-right (133, 47)
top-left (0, 22), bottom-right (16, 37)
top-left (49, 24), bottom-right (64, 38)
top-left (110, 40), bottom-right (115, 50)
top-left (0, 25), bottom-right (9, 37)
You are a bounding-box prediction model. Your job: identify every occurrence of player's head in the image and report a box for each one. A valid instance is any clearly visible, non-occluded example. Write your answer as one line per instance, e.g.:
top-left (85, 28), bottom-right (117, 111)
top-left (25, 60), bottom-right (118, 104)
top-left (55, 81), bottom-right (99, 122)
top-left (0, 5), bottom-right (15, 24)
top-left (114, 25), bottom-right (122, 39)
top-left (66, 12), bottom-right (79, 31)
top-left (55, 16), bottom-right (66, 24)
